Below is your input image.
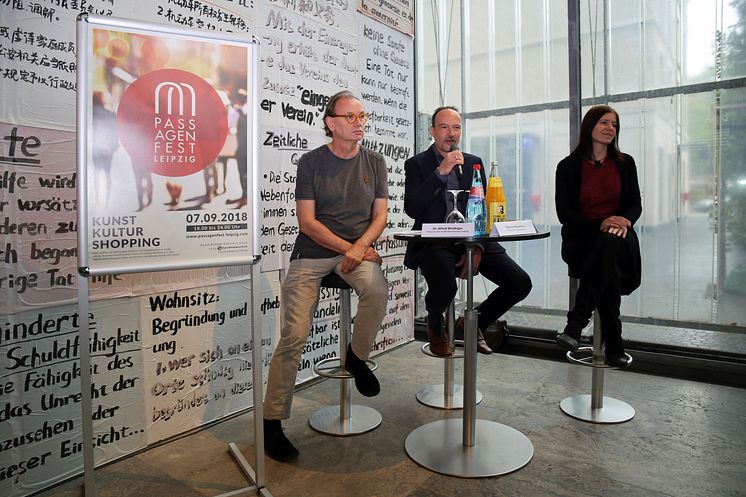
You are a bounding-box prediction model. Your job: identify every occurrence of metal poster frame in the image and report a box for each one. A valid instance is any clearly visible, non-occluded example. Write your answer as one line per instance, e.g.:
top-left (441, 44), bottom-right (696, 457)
top-left (76, 14), bottom-right (269, 497)
top-left (77, 17), bottom-right (257, 275)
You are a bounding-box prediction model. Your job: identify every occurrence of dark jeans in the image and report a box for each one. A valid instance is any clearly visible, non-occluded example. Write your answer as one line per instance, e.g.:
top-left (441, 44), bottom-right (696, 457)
top-left (566, 232), bottom-right (625, 355)
top-left (418, 246), bottom-right (532, 333)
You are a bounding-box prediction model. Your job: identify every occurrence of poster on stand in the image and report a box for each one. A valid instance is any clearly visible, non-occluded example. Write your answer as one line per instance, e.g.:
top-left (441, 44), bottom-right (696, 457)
top-left (77, 16), bottom-right (258, 275)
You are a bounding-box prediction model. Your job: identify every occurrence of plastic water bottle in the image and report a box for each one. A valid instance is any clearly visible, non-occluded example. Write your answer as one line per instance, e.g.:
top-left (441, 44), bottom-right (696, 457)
top-left (486, 160), bottom-right (507, 234)
top-left (466, 163), bottom-right (487, 236)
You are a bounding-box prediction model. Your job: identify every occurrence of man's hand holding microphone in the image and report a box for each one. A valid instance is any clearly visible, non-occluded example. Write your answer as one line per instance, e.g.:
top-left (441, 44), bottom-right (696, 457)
top-left (437, 143), bottom-right (464, 178)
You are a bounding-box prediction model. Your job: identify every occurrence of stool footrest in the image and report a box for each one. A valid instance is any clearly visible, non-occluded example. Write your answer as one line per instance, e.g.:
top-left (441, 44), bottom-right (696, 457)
top-left (420, 342), bottom-right (464, 359)
top-left (566, 347), bottom-right (633, 368)
top-left (313, 357), bottom-right (378, 379)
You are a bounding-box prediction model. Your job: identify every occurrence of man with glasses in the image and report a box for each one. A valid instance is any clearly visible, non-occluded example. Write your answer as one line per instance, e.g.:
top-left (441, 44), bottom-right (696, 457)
top-left (263, 91), bottom-right (389, 461)
top-left (404, 106), bottom-right (532, 357)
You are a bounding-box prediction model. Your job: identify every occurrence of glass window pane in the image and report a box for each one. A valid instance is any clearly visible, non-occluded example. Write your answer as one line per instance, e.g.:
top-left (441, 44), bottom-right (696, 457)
top-left (684, 0), bottom-right (719, 83)
top-left (678, 92), bottom-right (718, 323)
top-left (721, 87), bottom-right (746, 325)
top-left (642, 1), bottom-right (678, 89)
top-left (416, 0), bottom-right (463, 112)
top-left (415, 2), bottom-right (441, 112)
top-left (492, 0), bottom-right (518, 108)
top-left (619, 98), bottom-right (680, 320)
top-left (467, 0), bottom-right (494, 112)
top-left (606, 1), bottom-right (641, 95)
top-left (415, 0), bottom-right (746, 331)
top-left (519, 0), bottom-right (546, 105)
top-left (722, 0), bottom-right (745, 80)
top-left (548, 1), bottom-right (569, 102)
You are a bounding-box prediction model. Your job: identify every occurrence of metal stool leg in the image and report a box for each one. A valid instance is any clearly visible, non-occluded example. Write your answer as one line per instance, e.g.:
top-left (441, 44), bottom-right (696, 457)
top-left (309, 288), bottom-right (382, 435)
top-left (560, 311), bottom-right (635, 423)
top-left (416, 301), bottom-right (482, 409)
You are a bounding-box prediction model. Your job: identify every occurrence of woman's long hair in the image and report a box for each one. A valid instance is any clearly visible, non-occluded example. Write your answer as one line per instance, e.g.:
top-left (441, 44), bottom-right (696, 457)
top-left (571, 105), bottom-right (624, 162)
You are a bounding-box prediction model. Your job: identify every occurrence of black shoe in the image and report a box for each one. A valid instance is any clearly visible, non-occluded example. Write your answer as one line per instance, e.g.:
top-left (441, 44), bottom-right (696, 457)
top-left (344, 345), bottom-right (380, 397)
top-left (264, 419), bottom-right (299, 462)
top-left (556, 323), bottom-right (582, 352)
top-left (605, 353), bottom-right (630, 368)
top-left (556, 333), bottom-right (579, 352)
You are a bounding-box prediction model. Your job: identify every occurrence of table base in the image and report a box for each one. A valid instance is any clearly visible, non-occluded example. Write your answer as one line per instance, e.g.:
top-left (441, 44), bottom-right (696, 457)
top-left (309, 405), bottom-right (382, 435)
top-left (404, 419), bottom-right (533, 477)
top-left (416, 384), bottom-right (483, 409)
top-left (560, 394), bottom-right (635, 423)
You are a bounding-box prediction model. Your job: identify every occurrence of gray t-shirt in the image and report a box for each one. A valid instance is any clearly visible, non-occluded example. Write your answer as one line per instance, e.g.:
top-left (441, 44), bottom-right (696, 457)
top-left (291, 144), bottom-right (388, 260)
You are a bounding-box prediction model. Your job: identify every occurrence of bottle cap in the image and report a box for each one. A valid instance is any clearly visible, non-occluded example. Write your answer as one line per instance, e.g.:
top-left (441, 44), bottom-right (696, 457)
top-left (473, 163), bottom-right (481, 170)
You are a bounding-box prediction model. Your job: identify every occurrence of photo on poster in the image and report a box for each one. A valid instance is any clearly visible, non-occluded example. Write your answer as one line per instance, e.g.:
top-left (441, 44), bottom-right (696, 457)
top-left (78, 16), bottom-right (259, 274)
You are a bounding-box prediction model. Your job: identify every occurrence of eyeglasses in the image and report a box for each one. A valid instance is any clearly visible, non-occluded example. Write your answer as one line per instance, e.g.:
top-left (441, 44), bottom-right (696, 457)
top-left (328, 112), bottom-right (369, 124)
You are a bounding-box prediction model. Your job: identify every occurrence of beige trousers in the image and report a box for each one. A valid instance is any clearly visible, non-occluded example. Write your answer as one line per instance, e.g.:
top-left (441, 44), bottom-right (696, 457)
top-left (264, 256), bottom-right (388, 420)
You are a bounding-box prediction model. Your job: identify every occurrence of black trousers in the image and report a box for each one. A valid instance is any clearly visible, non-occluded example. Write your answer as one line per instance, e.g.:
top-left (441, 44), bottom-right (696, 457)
top-left (418, 246), bottom-right (532, 333)
top-left (566, 232), bottom-right (625, 355)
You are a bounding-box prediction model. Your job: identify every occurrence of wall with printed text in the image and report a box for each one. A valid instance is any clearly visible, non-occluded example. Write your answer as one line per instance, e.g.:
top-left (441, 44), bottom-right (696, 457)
top-left (1, 1), bottom-right (415, 495)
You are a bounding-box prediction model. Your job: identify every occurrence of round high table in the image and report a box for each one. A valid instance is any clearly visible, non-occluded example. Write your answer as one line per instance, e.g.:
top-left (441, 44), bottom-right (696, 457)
top-left (394, 229), bottom-right (550, 477)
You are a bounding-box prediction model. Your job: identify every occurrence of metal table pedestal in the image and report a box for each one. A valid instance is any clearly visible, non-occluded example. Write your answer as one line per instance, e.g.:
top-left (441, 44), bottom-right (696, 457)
top-left (394, 233), bottom-right (549, 479)
top-left (405, 419), bottom-right (533, 477)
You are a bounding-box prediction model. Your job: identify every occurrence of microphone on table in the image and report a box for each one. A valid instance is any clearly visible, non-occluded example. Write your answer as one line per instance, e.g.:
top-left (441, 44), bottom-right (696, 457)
top-left (449, 143), bottom-right (463, 179)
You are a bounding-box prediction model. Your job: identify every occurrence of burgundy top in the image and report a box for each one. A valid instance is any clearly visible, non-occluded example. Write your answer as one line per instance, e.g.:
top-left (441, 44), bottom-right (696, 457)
top-left (579, 157), bottom-right (620, 220)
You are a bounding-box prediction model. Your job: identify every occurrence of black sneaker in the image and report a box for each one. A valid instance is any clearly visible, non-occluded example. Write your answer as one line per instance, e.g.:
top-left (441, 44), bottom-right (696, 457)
top-left (605, 353), bottom-right (630, 368)
top-left (264, 419), bottom-right (299, 462)
top-left (556, 333), bottom-right (579, 352)
top-left (556, 323), bottom-right (582, 352)
top-left (344, 345), bottom-right (380, 397)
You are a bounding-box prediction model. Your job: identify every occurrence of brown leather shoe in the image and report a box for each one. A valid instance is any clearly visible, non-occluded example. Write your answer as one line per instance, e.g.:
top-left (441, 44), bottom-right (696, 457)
top-left (455, 317), bottom-right (493, 354)
top-left (427, 319), bottom-right (452, 357)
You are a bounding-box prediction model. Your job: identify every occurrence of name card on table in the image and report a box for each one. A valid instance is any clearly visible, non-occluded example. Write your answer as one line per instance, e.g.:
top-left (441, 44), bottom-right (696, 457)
top-left (422, 223), bottom-right (475, 237)
top-left (490, 220), bottom-right (538, 237)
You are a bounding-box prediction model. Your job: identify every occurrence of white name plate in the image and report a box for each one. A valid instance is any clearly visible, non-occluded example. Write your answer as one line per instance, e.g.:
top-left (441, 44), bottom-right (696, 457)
top-left (422, 223), bottom-right (475, 237)
top-left (491, 220), bottom-right (538, 236)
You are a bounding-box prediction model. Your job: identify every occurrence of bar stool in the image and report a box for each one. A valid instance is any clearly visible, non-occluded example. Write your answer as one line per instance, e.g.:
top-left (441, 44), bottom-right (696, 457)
top-left (559, 277), bottom-right (635, 423)
top-left (417, 301), bottom-right (482, 409)
top-left (309, 272), bottom-right (382, 435)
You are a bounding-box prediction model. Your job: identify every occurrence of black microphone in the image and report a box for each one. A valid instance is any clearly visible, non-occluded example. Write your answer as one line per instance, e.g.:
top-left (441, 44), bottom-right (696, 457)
top-left (449, 144), bottom-right (463, 178)
top-left (593, 160), bottom-right (603, 169)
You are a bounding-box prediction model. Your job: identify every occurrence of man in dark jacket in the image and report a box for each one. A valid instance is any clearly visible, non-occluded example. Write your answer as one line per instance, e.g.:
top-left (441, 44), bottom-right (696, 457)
top-left (403, 106), bottom-right (532, 357)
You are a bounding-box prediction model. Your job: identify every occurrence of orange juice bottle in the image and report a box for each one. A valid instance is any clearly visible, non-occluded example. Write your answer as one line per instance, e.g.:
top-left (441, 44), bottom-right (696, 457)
top-left (486, 161), bottom-right (507, 233)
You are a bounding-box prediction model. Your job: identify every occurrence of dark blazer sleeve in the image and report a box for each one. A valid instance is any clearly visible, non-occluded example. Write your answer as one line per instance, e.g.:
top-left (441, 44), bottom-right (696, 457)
top-left (404, 149), bottom-right (447, 225)
top-left (618, 153), bottom-right (642, 226)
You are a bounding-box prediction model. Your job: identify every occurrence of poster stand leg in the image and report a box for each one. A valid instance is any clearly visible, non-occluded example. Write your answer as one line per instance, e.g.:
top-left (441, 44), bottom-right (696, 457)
top-left (78, 265), bottom-right (272, 497)
top-left (79, 274), bottom-right (97, 497)
top-left (214, 263), bottom-right (273, 497)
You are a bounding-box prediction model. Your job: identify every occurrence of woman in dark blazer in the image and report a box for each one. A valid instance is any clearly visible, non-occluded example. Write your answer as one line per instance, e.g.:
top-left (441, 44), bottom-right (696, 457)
top-left (555, 105), bottom-right (642, 367)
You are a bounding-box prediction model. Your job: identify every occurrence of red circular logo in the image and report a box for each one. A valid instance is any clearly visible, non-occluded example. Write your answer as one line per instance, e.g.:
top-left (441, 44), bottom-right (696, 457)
top-left (117, 69), bottom-right (228, 177)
